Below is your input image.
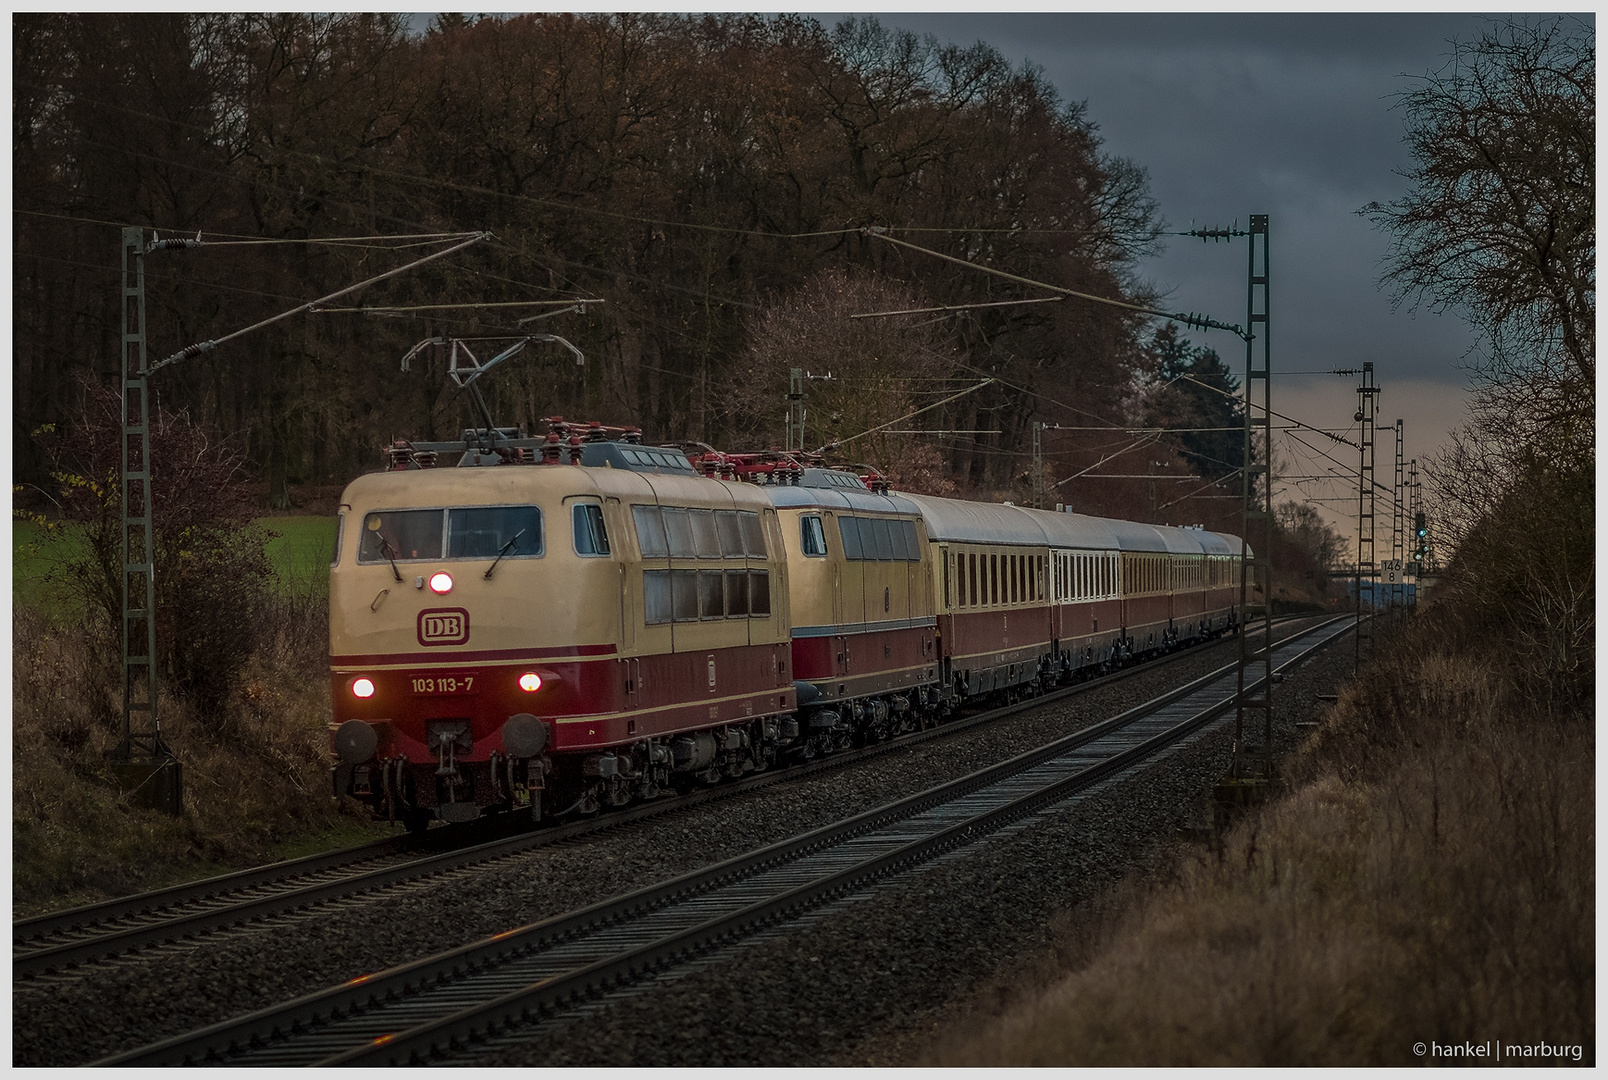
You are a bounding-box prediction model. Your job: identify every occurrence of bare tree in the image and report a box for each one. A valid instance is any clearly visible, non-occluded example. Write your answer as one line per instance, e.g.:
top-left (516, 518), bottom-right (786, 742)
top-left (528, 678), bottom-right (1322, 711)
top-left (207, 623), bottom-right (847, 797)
top-left (1364, 17), bottom-right (1594, 455)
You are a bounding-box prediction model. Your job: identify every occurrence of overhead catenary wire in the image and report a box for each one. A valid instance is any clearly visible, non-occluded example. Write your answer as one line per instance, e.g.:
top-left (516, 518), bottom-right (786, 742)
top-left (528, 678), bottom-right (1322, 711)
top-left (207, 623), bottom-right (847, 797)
top-left (815, 380), bottom-right (995, 456)
top-left (147, 232), bottom-right (491, 374)
top-left (862, 228), bottom-right (1249, 340)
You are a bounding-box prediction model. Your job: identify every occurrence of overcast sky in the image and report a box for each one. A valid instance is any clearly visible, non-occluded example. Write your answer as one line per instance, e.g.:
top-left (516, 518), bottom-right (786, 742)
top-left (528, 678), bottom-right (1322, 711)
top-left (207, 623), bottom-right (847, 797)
top-left (854, 12), bottom-right (1578, 528)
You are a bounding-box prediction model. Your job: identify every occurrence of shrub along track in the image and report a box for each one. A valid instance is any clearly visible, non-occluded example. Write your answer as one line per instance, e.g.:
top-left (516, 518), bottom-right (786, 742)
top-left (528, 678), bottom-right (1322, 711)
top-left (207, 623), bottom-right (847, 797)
top-left (14, 616), bottom-right (1336, 1066)
top-left (95, 618), bottom-right (1349, 1066)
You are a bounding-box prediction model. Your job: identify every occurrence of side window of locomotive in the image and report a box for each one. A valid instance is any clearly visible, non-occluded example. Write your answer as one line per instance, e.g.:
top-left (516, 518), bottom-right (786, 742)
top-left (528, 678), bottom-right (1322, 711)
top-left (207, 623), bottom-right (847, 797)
top-left (690, 509), bottom-right (721, 558)
top-left (671, 568), bottom-right (699, 621)
top-left (698, 570), bottom-right (724, 619)
top-left (715, 511), bottom-right (744, 557)
top-left (901, 520), bottom-right (921, 561)
top-left (330, 513), bottom-right (345, 567)
top-left (749, 570), bottom-right (771, 616)
top-left (633, 505), bottom-right (669, 558)
top-left (662, 508), bottom-right (696, 558)
top-left (447, 506), bottom-right (542, 559)
top-left (740, 511), bottom-right (767, 558)
top-left (644, 570), bottom-right (672, 624)
top-left (838, 516), bottom-right (864, 560)
top-left (359, 509), bottom-right (444, 563)
top-left (800, 514), bottom-right (828, 557)
top-left (875, 518), bottom-right (898, 561)
top-left (725, 570), bottom-right (749, 616)
top-left (572, 504), bottom-right (610, 557)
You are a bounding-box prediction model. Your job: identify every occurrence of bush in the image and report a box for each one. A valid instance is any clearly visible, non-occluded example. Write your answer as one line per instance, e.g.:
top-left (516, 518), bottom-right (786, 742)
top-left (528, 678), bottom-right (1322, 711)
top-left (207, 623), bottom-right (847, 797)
top-left (29, 379), bottom-right (277, 719)
top-left (12, 591), bottom-right (355, 909)
top-left (926, 613), bottom-right (1593, 1065)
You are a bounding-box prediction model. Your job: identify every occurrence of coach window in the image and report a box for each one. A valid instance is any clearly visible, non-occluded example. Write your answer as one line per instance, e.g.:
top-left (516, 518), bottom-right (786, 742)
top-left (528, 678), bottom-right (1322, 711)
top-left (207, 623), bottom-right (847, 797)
top-left (968, 552), bottom-right (978, 606)
top-left (572, 504), bottom-right (610, 557)
top-left (801, 515), bottom-right (828, 557)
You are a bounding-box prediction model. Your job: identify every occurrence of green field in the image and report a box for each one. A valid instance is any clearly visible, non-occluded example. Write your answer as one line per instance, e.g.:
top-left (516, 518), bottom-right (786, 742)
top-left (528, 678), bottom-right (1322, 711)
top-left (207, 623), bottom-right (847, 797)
top-left (12, 515), bottom-right (339, 617)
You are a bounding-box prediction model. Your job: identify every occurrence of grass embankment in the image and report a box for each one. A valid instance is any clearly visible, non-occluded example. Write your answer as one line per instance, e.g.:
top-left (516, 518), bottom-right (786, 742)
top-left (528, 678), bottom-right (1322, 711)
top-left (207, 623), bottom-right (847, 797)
top-left (12, 515), bottom-right (393, 916)
top-left (929, 612), bottom-right (1594, 1066)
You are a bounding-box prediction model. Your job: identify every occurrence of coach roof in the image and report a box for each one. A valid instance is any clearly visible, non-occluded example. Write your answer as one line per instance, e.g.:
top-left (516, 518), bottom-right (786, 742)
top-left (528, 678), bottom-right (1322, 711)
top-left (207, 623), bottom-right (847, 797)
top-left (900, 493), bottom-right (1050, 546)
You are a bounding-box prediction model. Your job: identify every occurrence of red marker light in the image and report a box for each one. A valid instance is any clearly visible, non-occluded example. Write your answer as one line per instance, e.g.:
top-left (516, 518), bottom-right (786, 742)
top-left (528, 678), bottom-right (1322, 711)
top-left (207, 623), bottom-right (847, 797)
top-left (428, 572), bottom-right (453, 594)
top-left (518, 672), bottom-right (543, 693)
top-left (351, 677), bottom-right (376, 699)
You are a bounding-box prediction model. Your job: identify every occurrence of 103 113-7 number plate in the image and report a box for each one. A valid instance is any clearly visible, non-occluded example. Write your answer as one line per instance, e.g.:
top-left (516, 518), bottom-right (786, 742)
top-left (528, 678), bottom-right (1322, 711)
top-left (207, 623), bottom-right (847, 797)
top-left (410, 672), bottom-right (480, 695)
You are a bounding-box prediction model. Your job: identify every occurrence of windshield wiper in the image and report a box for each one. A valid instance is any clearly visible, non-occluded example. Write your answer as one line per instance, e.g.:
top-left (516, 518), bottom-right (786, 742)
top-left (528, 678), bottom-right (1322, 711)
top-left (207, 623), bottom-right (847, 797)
top-left (484, 530), bottom-right (526, 580)
top-left (377, 537), bottom-right (402, 583)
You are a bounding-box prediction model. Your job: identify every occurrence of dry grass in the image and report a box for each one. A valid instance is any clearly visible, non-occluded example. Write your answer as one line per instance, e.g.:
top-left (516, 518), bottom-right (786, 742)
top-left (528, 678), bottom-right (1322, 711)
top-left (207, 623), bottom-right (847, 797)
top-left (11, 590), bottom-right (377, 913)
top-left (927, 620), bottom-right (1594, 1066)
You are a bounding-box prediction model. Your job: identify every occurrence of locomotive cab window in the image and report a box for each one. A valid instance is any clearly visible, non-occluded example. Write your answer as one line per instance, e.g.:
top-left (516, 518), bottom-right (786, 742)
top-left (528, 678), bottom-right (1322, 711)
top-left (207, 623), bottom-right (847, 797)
top-left (572, 504), bottom-right (610, 556)
top-left (448, 506), bottom-right (542, 559)
top-left (801, 514), bottom-right (828, 557)
top-left (359, 509), bottom-right (443, 562)
top-left (358, 506), bottom-right (543, 564)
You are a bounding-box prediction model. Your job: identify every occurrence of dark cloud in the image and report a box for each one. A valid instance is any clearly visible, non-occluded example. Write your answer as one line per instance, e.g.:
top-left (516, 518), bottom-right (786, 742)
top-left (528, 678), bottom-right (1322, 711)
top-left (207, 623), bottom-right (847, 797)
top-left (844, 13), bottom-right (1596, 517)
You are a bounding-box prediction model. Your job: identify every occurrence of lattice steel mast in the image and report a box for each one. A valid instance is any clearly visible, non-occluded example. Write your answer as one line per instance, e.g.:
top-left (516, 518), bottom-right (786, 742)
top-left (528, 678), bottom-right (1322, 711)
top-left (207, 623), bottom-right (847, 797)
top-left (1355, 363), bottom-right (1379, 665)
top-left (117, 228), bottom-right (167, 769)
top-left (1231, 215), bottom-right (1273, 778)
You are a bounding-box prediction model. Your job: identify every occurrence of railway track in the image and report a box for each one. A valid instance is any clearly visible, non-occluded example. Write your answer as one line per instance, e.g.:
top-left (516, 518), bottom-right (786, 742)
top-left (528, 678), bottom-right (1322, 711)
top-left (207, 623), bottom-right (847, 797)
top-left (15, 618), bottom-right (1316, 981)
top-left (96, 615), bottom-right (1348, 1067)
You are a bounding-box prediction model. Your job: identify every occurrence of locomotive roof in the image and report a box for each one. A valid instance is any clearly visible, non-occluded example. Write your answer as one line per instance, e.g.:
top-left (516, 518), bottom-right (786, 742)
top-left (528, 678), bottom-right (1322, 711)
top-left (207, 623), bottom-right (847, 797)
top-left (339, 459), bottom-right (775, 511)
top-left (577, 442), bottom-right (699, 474)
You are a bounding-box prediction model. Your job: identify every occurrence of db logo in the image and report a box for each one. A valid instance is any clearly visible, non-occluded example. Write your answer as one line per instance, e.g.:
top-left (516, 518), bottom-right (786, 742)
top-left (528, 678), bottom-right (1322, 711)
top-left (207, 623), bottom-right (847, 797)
top-left (418, 608), bottom-right (470, 646)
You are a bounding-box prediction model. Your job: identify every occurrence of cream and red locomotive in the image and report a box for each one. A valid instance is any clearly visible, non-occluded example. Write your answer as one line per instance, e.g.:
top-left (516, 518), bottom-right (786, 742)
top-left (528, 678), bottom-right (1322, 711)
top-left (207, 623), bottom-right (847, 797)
top-left (329, 422), bottom-right (1243, 829)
